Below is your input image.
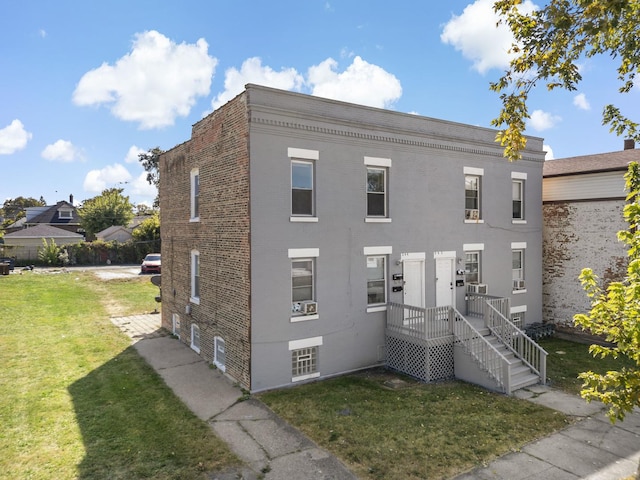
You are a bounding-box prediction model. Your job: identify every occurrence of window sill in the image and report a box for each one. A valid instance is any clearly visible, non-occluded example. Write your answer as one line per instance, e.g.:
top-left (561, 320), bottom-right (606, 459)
top-left (190, 344), bottom-right (200, 354)
top-left (367, 305), bottom-right (387, 313)
top-left (189, 217), bottom-right (200, 223)
top-left (292, 372), bottom-right (320, 382)
top-left (213, 361), bottom-right (226, 373)
top-left (365, 217), bottom-right (392, 223)
top-left (291, 314), bottom-right (319, 322)
top-left (190, 297), bottom-right (200, 305)
top-left (512, 220), bottom-right (527, 224)
top-left (464, 219), bottom-right (484, 224)
top-left (512, 289), bottom-right (527, 295)
top-left (290, 216), bottom-right (318, 223)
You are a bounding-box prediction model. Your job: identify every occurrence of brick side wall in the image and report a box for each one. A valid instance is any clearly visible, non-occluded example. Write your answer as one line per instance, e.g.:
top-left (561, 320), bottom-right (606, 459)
top-left (160, 92), bottom-right (251, 389)
top-left (542, 200), bottom-right (627, 325)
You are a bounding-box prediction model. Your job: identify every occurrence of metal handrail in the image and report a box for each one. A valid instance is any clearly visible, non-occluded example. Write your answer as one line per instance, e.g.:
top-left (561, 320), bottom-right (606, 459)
top-left (450, 306), bottom-right (512, 393)
top-left (484, 303), bottom-right (547, 383)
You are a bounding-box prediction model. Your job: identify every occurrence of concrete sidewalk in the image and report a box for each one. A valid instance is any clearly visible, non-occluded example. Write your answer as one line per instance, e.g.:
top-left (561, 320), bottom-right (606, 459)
top-left (112, 314), bottom-right (356, 480)
top-left (113, 314), bottom-right (640, 480)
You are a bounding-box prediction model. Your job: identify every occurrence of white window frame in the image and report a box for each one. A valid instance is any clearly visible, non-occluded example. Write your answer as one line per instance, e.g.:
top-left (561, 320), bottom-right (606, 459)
top-left (288, 248), bottom-right (319, 321)
top-left (464, 167), bottom-right (484, 223)
top-left (190, 250), bottom-right (200, 304)
top-left (190, 323), bottom-right (201, 354)
top-left (289, 148), bottom-right (319, 223)
top-left (172, 313), bottom-right (180, 336)
top-left (364, 246), bottom-right (392, 312)
top-left (289, 336), bottom-right (322, 382)
top-left (213, 336), bottom-right (226, 372)
top-left (463, 243), bottom-right (484, 285)
top-left (510, 305), bottom-right (527, 328)
top-left (511, 242), bottom-right (526, 293)
top-left (512, 172), bottom-right (527, 223)
top-left (58, 208), bottom-right (73, 219)
top-left (190, 168), bottom-right (200, 222)
top-left (364, 157), bottom-right (392, 223)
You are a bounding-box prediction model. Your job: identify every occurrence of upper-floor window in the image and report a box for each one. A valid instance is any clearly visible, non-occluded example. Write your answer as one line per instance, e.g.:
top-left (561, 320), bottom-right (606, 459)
top-left (190, 250), bottom-right (200, 304)
top-left (292, 161), bottom-right (314, 215)
top-left (58, 209), bottom-right (73, 219)
top-left (512, 172), bottom-right (527, 222)
top-left (464, 167), bottom-right (484, 222)
top-left (190, 168), bottom-right (200, 221)
top-left (289, 148), bottom-right (319, 222)
top-left (364, 157), bottom-right (391, 221)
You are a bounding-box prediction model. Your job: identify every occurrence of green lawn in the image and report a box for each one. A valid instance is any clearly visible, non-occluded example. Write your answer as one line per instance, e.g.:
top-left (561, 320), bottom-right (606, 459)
top-left (259, 370), bottom-right (570, 480)
top-left (0, 270), bottom-right (238, 480)
top-left (539, 336), bottom-right (637, 395)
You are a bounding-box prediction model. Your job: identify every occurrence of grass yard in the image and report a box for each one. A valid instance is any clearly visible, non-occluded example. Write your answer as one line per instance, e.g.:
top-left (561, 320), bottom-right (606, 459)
top-left (0, 269), bottom-right (238, 480)
top-left (539, 336), bottom-right (637, 395)
top-left (259, 370), bottom-right (570, 480)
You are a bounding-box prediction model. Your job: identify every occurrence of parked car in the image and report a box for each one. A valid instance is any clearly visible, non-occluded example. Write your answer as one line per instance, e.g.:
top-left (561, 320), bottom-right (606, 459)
top-left (141, 253), bottom-right (161, 274)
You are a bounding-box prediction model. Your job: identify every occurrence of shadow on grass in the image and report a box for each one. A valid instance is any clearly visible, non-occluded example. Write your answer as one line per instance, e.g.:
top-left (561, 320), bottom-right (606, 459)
top-left (68, 346), bottom-right (234, 480)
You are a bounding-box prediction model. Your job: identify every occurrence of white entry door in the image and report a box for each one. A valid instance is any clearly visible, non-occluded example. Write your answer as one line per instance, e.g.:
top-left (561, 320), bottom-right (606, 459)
top-left (403, 258), bottom-right (425, 308)
top-left (435, 255), bottom-right (455, 307)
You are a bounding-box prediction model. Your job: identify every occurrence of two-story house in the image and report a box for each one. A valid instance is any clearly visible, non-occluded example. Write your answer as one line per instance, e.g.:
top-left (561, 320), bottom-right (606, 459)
top-left (159, 85), bottom-right (546, 393)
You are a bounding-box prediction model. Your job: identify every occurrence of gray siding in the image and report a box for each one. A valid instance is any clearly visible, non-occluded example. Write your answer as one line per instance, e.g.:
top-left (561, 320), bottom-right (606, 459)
top-left (246, 85), bottom-right (545, 392)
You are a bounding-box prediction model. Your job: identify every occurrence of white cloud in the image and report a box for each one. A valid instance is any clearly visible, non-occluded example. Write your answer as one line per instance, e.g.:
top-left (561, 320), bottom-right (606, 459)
top-left (210, 57), bottom-right (304, 111)
top-left (41, 139), bottom-right (84, 162)
top-left (528, 109), bottom-right (561, 131)
top-left (441, 0), bottom-right (537, 74)
top-left (73, 30), bottom-right (217, 129)
top-left (39, 29), bottom-right (47, 38)
top-left (308, 56), bottom-right (402, 109)
top-left (0, 119), bottom-right (32, 155)
top-left (125, 145), bottom-right (145, 164)
top-left (543, 144), bottom-right (554, 160)
top-left (573, 93), bottom-right (590, 110)
top-left (130, 171), bottom-right (158, 197)
top-left (209, 55), bottom-right (402, 112)
top-left (83, 163), bottom-right (133, 193)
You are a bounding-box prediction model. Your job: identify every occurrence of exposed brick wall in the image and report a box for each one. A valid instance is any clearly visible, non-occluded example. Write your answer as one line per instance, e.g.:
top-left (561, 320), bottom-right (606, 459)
top-left (543, 200), bottom-right (627, 325)
top-left (160, 92), bottom-right (252, 389)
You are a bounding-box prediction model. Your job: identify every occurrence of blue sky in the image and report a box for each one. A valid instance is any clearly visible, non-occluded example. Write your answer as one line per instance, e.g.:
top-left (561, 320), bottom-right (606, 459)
top-left (2, 0), bottom-right (638, 208)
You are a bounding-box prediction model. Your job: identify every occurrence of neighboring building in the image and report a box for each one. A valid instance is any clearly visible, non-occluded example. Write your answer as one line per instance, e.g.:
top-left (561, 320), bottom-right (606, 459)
top-left (160, 85), bottom-right (546, 393)
top-left (6, 195), bottom-right (82, 235)
top-left (542, 141), bottom-right (640, 326)
top-left (542, 143), bottom-right (638, 325)
top-left (95, 225), bottom-right (133, 243)
top-left (3, 224), bottom-right (84, 261)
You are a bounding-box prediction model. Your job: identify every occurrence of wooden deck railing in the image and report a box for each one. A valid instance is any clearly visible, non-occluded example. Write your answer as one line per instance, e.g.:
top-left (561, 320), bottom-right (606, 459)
top-left (485, 303), bottom-right (547, 383)
top-left (387, 302), bottom-right (451, 339)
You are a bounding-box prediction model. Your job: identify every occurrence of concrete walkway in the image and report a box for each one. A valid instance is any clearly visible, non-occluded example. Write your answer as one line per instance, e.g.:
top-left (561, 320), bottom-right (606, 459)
top-left (112, 314), bottom-right (640, 480)
top-left (111, 314), bottom-right (356, 480)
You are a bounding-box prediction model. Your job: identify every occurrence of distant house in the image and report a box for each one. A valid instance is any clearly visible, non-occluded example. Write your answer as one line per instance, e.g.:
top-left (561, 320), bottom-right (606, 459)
top-left (160, 84), bottom-right (547, 394)
top-left (542, 141), bottom-right (638, 325)
top-left (95, 225), bottom-right (133, 243)
top-left (3, 224), bottom-right (84, 261)
top-left (6, 195), bottom-right (82, 236)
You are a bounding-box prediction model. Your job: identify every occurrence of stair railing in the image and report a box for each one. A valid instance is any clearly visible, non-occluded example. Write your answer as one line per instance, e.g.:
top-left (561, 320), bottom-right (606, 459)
top-left (450, 307), bottom-right (512, 393)
top-left (484, 302), bottom-right (547, 384)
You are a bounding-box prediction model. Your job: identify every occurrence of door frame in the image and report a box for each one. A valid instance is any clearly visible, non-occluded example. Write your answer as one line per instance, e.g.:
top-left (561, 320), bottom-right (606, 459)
top-left (434, 251), bottom-right (456, 307)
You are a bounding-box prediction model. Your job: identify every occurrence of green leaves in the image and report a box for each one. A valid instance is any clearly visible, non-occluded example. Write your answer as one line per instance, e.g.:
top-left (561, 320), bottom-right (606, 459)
top-left (77, 188), bottom-right (134, 238)
top-left (574, 162), bottom-right (640, 423)
top-left (492, 0), bottom-right (640, 160)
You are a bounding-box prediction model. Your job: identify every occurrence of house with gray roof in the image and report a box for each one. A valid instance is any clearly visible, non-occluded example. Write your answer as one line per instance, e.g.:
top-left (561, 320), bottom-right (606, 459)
top-left (3, 224), bottom-right (84, 261)
top-left (542, 141), bottom-right (638, 326)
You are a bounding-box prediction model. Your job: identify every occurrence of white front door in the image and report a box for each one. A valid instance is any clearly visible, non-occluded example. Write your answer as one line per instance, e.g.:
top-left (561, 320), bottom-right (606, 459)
top-left (403, 258), bottom-right (425, 308)
top-left (435, 255), bottom-right (455, 307)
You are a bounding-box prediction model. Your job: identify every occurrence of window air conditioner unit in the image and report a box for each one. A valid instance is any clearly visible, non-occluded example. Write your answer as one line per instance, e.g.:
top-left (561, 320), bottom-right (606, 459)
top-left (300, 301), bottom-right (318, 315)
top-left (467, 284), bottom-right (488, 294)
top-left (466, 209), bottom-right (480, 220)
top-left (513, 280), bottom-right (526, 290)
